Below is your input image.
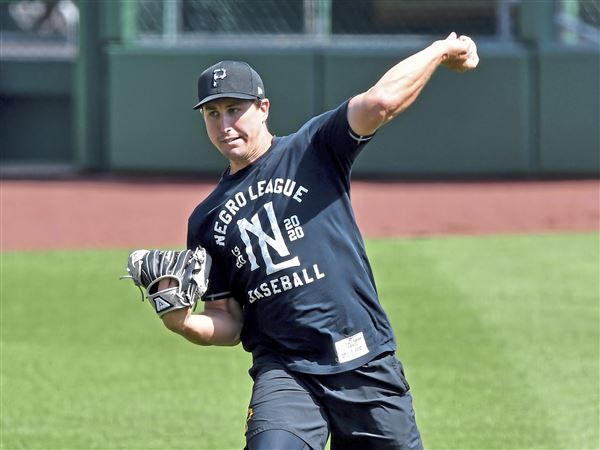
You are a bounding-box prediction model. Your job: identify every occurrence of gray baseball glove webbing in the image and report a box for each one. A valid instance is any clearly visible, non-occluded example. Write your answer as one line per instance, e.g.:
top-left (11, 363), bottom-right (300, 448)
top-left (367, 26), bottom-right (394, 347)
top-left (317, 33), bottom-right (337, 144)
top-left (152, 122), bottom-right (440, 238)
top-left (122, 247), bottom-right (211, 317)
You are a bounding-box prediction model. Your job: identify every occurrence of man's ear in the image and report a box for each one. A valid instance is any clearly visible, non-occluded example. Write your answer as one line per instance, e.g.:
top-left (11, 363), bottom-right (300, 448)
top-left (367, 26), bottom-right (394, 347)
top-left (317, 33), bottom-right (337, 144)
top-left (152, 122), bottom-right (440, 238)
top-left (259, 98), bottom-right (270, 121)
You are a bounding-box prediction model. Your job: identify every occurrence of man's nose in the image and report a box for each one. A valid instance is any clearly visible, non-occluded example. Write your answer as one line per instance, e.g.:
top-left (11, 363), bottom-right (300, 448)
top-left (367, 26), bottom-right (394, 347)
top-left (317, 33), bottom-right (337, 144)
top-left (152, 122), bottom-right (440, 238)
top-left (220, 114), bottom-right (234, 130)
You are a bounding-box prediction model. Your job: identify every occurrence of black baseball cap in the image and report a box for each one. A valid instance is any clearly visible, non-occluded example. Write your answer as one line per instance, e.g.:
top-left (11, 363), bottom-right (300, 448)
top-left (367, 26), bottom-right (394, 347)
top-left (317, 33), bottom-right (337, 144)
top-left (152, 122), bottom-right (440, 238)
top-left (193, 60), bottom-right (265, 110)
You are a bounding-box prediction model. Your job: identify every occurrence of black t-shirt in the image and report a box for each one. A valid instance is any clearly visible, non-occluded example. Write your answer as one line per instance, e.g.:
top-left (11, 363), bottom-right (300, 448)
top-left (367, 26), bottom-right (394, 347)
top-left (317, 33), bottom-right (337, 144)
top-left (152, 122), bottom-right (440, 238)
top-left (187, 100), bottom-right (396, 374)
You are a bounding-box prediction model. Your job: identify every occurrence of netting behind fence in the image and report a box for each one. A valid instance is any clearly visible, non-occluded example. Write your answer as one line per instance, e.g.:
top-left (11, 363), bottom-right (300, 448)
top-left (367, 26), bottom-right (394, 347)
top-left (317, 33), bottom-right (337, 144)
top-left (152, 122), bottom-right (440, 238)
top-left (1, 0), bottom-right (598, 60)
top-left (135, 0), bottom-right (521, 44)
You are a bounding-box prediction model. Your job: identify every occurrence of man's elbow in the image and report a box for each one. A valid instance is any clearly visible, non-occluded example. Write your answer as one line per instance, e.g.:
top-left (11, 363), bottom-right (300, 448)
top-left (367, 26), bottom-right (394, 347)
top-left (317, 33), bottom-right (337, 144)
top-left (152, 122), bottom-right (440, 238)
top-left (372, 82), bottom-right (421, 121)
top-left (223, 335), bottom-right (242, 347)
top-left (350, 87), bottom-right (408, 134)
top-left (362, 88), bottom-right (395, 121)
top-left (215, 322), bottom-right (242, 347)
top-left (349, 91), bottom-right (387, 135)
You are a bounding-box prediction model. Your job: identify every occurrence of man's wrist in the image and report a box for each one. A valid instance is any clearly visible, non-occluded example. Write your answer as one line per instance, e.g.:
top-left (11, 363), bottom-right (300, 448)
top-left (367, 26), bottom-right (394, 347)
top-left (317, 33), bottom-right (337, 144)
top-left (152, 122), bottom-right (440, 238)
top-left (161, 307), bottom-right (191, 333)
top-left (429, 40), bottom-right (449, 64)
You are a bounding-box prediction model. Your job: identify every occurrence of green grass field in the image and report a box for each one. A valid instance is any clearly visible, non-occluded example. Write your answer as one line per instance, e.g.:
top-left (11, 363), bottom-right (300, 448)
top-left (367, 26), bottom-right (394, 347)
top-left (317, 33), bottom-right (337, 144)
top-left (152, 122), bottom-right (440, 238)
top-left (1, 233), bottom-right (598, 449)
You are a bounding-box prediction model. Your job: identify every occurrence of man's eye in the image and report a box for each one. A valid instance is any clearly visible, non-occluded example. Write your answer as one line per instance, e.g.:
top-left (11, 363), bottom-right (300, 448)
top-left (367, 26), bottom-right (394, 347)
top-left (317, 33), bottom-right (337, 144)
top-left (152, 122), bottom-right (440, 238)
top-left (208, 111), bottom-right (219, 117)
top-left (229, 108), bottom-right (240, 114)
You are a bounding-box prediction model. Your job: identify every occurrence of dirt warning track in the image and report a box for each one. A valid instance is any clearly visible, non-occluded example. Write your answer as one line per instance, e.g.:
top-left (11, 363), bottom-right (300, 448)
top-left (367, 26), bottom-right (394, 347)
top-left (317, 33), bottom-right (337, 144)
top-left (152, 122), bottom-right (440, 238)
top-left (1, 178), bottom-right (598, 251)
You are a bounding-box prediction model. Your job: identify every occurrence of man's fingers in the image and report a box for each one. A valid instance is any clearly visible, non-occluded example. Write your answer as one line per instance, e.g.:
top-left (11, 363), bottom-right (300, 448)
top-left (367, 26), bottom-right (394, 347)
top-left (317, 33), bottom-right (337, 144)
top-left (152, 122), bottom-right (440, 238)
top-left (158, 277), bottom-right (178, 291)
top-left (457, 35), bottom-right (479, 68)
top-left (439, 33), bottom-right (479, 72)
top-left (466, 41), bottom-right (479, 68)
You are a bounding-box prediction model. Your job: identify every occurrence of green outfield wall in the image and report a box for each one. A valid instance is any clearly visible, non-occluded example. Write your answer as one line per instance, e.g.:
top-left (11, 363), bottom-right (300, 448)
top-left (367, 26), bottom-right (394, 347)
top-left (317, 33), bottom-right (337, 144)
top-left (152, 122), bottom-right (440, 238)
top-left (321, 43), bottom-right (532, 176)
top-left (106, 43), bottom-right (533, 177)
top-left (0, 60), bottom-right (73, 165)
top-left (538, 45), bottom-right (600, 174)
top-left (106, 47), bottom-right (317, 174)
top-left (1, 1), bottom-right (598, 178)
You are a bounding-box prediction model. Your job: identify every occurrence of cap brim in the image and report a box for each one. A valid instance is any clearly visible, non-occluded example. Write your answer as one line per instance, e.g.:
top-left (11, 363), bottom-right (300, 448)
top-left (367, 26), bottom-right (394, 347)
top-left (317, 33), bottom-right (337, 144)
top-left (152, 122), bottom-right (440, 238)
top-left (192, 92), bottom-right (259, 110)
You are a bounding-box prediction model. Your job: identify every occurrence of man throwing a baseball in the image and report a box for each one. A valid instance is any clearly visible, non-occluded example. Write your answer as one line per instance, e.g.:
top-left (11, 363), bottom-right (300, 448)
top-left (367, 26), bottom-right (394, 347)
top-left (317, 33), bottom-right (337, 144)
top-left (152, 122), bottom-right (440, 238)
top-left (126, 32), bottom-right (478, 449)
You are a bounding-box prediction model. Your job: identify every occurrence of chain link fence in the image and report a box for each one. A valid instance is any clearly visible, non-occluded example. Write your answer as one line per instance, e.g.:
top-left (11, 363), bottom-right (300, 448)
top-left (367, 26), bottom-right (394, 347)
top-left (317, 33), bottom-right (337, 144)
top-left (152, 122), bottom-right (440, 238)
top-left (1, 0), bottom-right (597, 59)
top-left (134, 0), bottom-right (522, 45)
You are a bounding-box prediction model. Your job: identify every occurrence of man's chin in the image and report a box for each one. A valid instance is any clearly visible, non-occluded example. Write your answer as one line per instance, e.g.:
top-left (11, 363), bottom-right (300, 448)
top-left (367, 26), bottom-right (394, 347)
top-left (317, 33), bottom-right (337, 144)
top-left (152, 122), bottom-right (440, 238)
top-left (221, 146), bottom-right (248, 161)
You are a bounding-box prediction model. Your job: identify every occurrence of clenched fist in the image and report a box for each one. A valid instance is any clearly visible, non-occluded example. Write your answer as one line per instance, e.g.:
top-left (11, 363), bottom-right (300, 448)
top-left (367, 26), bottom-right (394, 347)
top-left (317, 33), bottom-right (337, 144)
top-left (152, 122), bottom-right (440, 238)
top-left (437, 32), bottom-right (479, 72)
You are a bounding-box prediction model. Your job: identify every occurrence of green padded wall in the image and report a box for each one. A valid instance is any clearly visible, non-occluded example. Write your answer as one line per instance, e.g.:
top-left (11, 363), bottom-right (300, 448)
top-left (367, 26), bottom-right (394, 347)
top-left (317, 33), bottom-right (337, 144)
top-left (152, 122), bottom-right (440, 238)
top-left (538, 45), bottom-right (600, 175)
top-left (0, 61), bottom-right (73, 164)
top-left (107, 48), bottom-right (316, 174)
top-left (322, 43), bottom-right (531, 176)
top-left (106, 43), bottom-right (542, 177)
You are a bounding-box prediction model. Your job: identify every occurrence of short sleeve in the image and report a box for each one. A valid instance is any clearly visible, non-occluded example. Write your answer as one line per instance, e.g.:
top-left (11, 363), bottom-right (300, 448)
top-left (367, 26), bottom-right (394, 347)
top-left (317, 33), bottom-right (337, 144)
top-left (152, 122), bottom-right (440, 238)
top-left (313, 99), bottom-right (376, 171)
top-left (201, 255), bottom-right (232, 301)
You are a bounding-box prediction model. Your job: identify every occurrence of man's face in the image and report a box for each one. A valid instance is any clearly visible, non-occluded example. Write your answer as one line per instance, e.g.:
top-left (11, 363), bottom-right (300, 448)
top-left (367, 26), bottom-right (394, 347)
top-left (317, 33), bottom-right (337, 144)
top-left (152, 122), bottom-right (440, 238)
top-left (201, 98), bottom-right (270, 170)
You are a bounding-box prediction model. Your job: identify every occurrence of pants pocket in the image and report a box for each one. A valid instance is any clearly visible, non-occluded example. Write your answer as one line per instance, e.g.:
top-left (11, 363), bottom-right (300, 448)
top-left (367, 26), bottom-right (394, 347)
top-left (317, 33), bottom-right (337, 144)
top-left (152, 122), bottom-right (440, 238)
top-left (390, 355), bottom-right (411, 394)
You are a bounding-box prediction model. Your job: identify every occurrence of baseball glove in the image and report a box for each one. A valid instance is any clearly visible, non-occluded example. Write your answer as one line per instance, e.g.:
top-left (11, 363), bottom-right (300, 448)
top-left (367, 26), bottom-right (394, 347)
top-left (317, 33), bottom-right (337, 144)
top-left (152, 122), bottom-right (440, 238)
top-left (122, 247), bottom-right (211, 317)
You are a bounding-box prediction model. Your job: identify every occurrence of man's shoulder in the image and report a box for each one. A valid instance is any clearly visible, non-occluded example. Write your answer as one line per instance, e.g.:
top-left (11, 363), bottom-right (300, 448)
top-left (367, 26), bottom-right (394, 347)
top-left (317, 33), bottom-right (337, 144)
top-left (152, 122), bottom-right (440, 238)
top-left (302, 100), bottom-right (349, 132)
top-left (280, 101), bottom-right (349, 148)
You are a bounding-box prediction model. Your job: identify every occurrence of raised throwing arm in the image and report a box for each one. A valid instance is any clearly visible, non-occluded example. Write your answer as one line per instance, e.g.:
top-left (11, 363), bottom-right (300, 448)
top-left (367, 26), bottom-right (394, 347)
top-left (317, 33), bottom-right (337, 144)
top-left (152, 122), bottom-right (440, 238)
top-left (347, 32), bottom-right (479, 136)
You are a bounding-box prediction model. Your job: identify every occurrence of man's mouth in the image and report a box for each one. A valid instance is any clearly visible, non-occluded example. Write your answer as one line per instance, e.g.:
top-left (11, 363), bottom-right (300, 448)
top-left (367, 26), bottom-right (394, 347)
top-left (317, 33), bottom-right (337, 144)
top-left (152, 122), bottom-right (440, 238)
top-left (222, 136), bottom-right (241, 144)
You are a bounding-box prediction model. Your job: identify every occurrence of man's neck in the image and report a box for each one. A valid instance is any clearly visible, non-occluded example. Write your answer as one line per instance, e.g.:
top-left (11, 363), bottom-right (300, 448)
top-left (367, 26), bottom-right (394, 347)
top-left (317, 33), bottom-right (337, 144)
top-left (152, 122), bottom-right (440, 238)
top-left (229, 130), bottom-right (274, 174)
